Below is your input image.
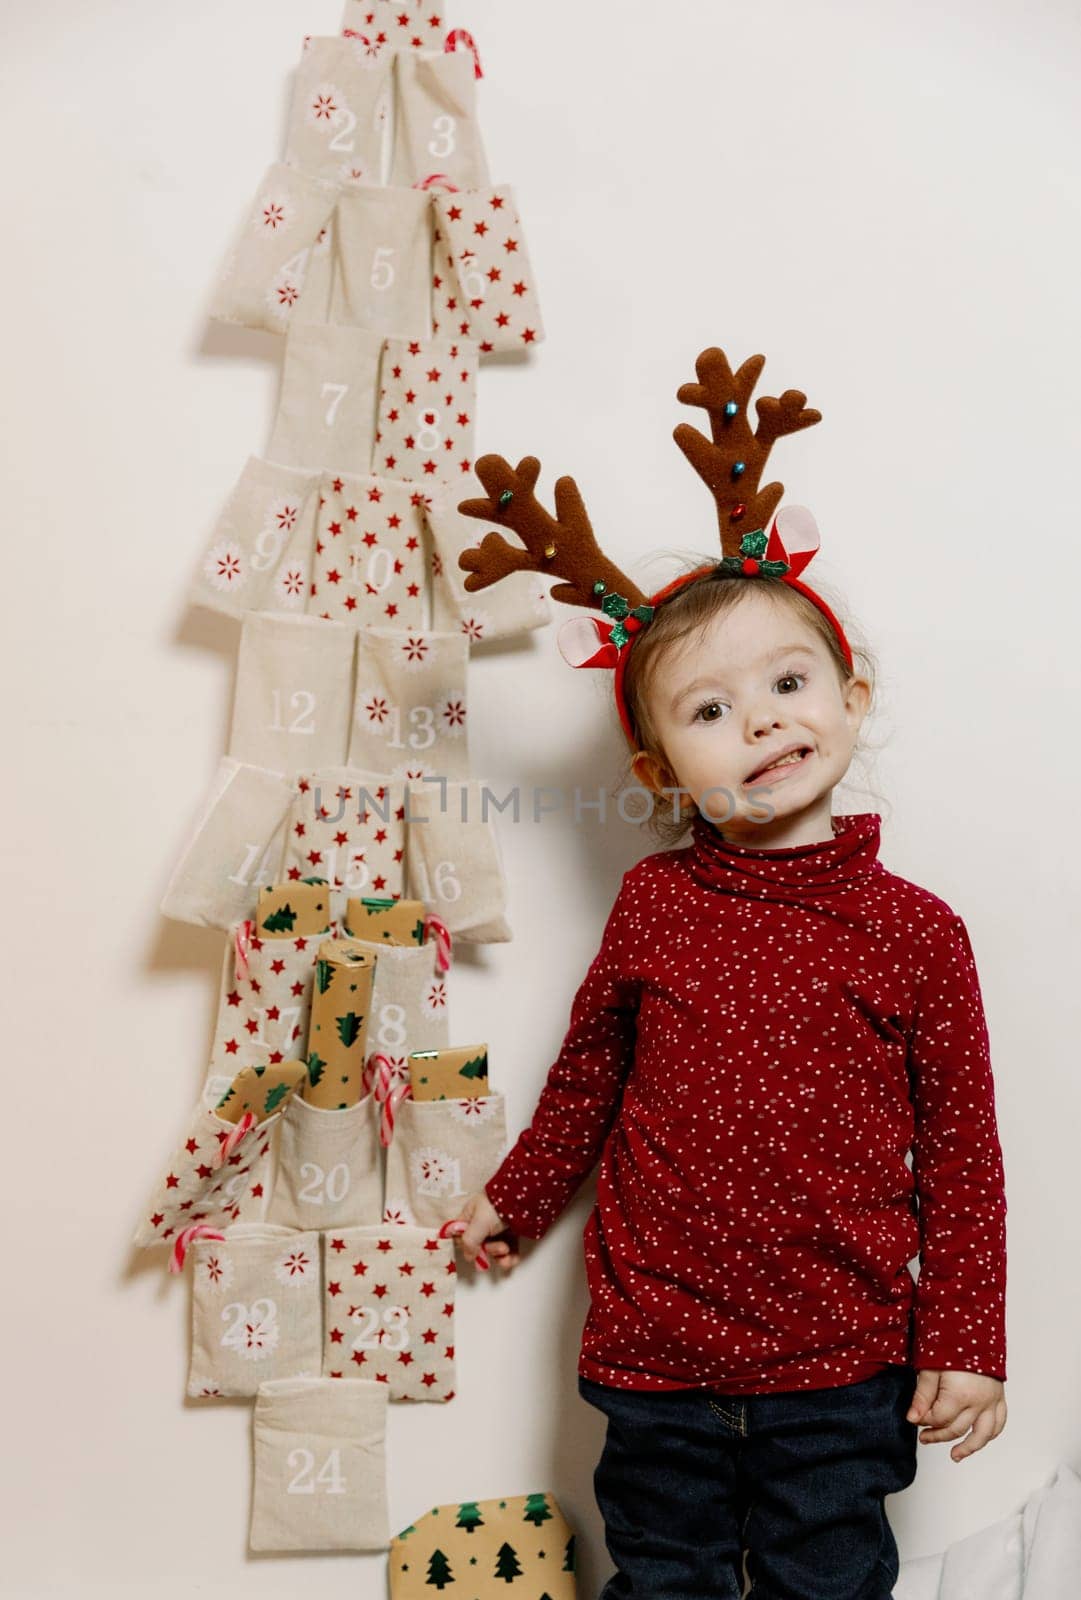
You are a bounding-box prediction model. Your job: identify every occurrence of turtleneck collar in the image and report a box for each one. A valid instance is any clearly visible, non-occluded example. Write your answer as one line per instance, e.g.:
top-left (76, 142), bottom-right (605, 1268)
top-left (686, 809), bottom-right (883, 901)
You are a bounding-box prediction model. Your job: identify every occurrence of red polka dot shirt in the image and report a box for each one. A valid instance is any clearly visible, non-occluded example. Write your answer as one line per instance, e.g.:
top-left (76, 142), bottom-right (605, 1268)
top-left (483, 811), bottom-right (1008, 1394)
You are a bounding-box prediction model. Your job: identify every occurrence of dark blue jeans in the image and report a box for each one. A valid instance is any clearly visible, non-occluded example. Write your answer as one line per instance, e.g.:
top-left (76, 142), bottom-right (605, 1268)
top-left (578, 1364), bottom-right (918, 1599)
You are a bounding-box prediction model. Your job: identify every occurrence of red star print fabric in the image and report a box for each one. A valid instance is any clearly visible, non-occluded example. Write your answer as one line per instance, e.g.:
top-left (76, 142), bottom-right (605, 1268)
top-left (188, 1224), bottom-right (324, 1399)
top-left (228, 613), bottom-right (357, 772)
top-left (285, 36), bottom-right (393, 186)
top-left (383, 1091), bottom-right (508, 1229)
top-left (432, 185), bottom-right (544, 354)
top-left (280, 768), bottom-right (408, 926)
top-left (482, 812), bottom-right (1009, 1392)
top-left (308, 473), bottom-right (430, 627)
top-left (132, 1100), bottom-right (278, 1250)
top-left (207, 923), bottom-right (325, 1078)
top-left (322, 1225), bottom-right (457, 1401)
top-left (267, 1092), bottom-right (383, 1231)
top-left (349, 627), bottom-right (470, 781)
top-left (372, 335), bottom-right (478, 487)
top-left (389, 50), bottom-right (489, 190)
top-left (341, 0), bottom-right (447, 54)
top-left (210, 162), bottom-right (339, 335)
top-left (159, 758), bottom-right (294, 932)
top-left (267, 325), bottom-right (383, 476)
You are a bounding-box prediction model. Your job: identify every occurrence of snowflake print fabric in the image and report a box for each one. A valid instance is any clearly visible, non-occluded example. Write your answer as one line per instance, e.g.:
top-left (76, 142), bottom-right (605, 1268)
top-left (371, 335), bottom-right (477, 488)
top-left (284, 36), bottom-right (392, 186)
top-left (333, 934), bottom-right (450, 1092)
top-left (425, 495), bottom-right (551, 644)
top-left (267, 1090), bottom-right (382, 1230)
top-left (191, 457), bottom-right (320, 620)
top-left (210, 163), bottom-right (340, 335)
top-left (307, 473), bottom-right (429, 627)
top-left (188, 1224), bottom-right (323, 1399)
top-left (403, 778), bottom-right (511, 942)
top-left (159, 758), bottom-right (294, 931)
top-left (389, 51), bottom-right (489, 190)
top-left (432, 186), bottom-right (544, 354)
top-left (228, 613), bottom-right (356, 773)
top-left (132, 1101), bottom-right (278, 1249)
top-left (267, 325), bottom-right (383, 475)
top-left (383, 1092), bottom-right (508, 1230)
top-left (250, 1376), bottom-right (390, 1552)
top-left (207, 924), bottom-right (326, 1077)
top-left (328, 185), bottom-right (433, 339)
top-left (349, 628), bottom-right (470, 780)
top-left (279, 767), bottom-right (407, 927)
top-left (321, 1226), bottom-right (457, 1401)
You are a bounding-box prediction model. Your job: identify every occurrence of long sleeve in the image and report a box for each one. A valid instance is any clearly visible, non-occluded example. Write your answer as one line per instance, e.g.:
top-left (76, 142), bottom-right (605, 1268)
top-left (483, 877), bottom-right (641, 1241)
top-left (908, 913), bottom-right (1008, 1379)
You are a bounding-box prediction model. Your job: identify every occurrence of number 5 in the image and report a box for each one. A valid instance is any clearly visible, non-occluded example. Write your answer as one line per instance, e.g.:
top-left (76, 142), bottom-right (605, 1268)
top-left (371, 246), bottom-right (396, 291)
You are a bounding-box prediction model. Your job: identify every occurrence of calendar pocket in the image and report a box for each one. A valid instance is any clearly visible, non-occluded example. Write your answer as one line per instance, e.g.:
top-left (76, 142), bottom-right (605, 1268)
top-left (307, 473), bottom-right (429, 627)
top-left (187, 1224), bottom-right (323, 1399)
top-left (210, 163), bottom-right (340, 334)
top-left (160, 757), bottom-right (293, 931)
top-left (229, 612), bottom-right (356, 773)
top-left (207, 923), bottom-right (325, 1078)
top-left (341, 0), bottom-right (446, 53)
top-left (404, 779), bottom-right (511, 942)
top-left (426, 495), bottom-right (551, 644)
top-left (267, 1091), bottom-right (382, 1230)
top-left (371, 334), bottom-right (477, 488)
top-left (350, 628), bottom-right (470, 781)
top-left (432, 185), bottom-right (544, 354)
top-left (285, 36), bottom-right (392, 186)
top-left (133, 1103), bottom-right (278, 1250)
top-left (192, 456), bottom-right (320, 619)
top-left (279, 766), bottom-right (408, 926)
top-left (389, 49), bottom-right (489, 190)
top-left (382, 1092), bottom-right (508, 1229)
top-left (267, 325), bottom-right (383, 475)
top-left (340, 935), bottom-right (449, 1088)
top-left (251, 1376), bottom-right (389, 1551)
top-left (330, 185), bottom-right (433, 339)
top-left (321, 1225), bottom-right (456, 1400)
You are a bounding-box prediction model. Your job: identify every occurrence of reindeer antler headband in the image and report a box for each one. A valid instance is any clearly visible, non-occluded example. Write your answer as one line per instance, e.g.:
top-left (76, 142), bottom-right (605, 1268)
top-left (457, 348), bottom-right (853, 745)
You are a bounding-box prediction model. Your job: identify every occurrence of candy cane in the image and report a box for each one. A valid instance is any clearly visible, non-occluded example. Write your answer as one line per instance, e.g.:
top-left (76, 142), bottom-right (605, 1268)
top-left (424, 914), bottom-right (453, 974)
top-left (439, 1219), bottom-right (490, 1270)
top-left (363, 1053), bottom-right (413, 1145)
top-left (444, 28), bottom-right (483, 79)
top-left (214, 1111), bottom-right (256, 1169)
top-left (169, 1223), bottom-right (225, 1275)
top-left (234, 919), bottom-right (255, 981)
top-left (414, 173), bottom-right (460, 193)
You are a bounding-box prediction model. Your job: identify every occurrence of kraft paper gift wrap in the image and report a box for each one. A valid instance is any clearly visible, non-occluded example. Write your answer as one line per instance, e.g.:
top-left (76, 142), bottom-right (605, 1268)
top-left (267, 1089), bottom-right (382, 1229)
top-left (426, 495), bottom-right (551, 644)
top-left (341, 0), bottom-right (446, 53)
top-left (228, 612), bottom-right (356, 773)
top-left (432, 185), bottom-right (544, 354)
top-left (159, 757), bottom-right (294, 930)
top-left (328, 185), bottom-right (433, 338)
top-left (304, 938), bottom-right (377, 1107)
top-left (250, 1376), bottom-right (390, 1552)
top-left (132, 1100), bottom-right (278, 1250)
top-left (266, 324), bottom-right (383, 475)
top-left (344, 894), bottom-right (427, 945)
top-left (284, 36), bottom-right (392, 186)
top-left (335, 935), bottom-right (449, 1091)
top-left (210, 162), bottom-right (340, 335)
top-left (307, 473), bottom-right (431, 627)
top-left (192, 456), bottom-right (320, 619)
top-left (389, 1492), bottom-right (577, 1599)
top-left (371, 334), bottom-right (477, 488)
top-left (404, 779), bottom-right (511, 942)
top-left (408, 1044), bottom-right (488, 1101)
top-left (207, 916), bottom-right (328, 1078)
top-left (322, 1226), bottom-right (456, 1401)
top-left (389, 50), bottom-right (489, 191)
top-left (256, 880), bottom-right (334, 938)
top-left (280, 767), bottom-right (407, 926)
top-left (382, 1090), bottom-right (507, 1229)
top-left (349, 627), bottom-right (470, 780)
top-left (187, 1224), bottom-right (323, 1399)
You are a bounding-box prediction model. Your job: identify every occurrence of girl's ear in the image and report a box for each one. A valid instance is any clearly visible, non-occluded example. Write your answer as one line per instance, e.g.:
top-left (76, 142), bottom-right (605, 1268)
top-left (632, 749), bottom-right (673, 797)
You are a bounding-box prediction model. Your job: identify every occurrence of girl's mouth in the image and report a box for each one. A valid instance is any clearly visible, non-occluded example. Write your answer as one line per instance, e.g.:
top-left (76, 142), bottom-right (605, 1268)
top-left (743, 747), bottom-right (813, 788)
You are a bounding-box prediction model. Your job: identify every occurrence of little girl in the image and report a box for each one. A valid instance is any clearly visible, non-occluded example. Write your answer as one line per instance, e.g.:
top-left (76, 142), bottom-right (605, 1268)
top-left (449, 349), bottom-right (1008, 1600)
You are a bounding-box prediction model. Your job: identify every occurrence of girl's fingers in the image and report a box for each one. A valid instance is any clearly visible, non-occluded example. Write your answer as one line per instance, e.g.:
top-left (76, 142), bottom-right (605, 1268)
top-left (951, 1408), bottom-right (998, 1460)
top-left (919, 1404), bottom-right (979, 1443)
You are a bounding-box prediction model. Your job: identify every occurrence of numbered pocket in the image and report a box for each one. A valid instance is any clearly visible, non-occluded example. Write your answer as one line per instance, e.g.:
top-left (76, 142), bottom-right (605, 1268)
top-left (132, 1102), bottom-right (278, 1250)
top-left (350, 628), bottom-right (470, 781)
top-left (425, 493), bottom-right (551, 644)
top-left (321, 1225), bottom-right (456, 1400)
top-left (208, 923), bottom-right (326, 1078)
top-left (329, 184), bottom-right (433, 339)
top-left (192, 456), bottom-right (320, 620)
top-left (432, 184), bottom-right (544, 354)
top-left (250, 1375), bottom-right (389, 1551)
top-left (389, 49), bottom-right (489, 190)
top-left (279, 765), bottom-right (408, 926)
top-left (209, 162), bottom-right (340, 335)
top-left (267, 325), bottom-right (383, 475)
top-left (160, 757), bottom-right (294, 931)
top-left (404, 779), bottom-right (511, 942)
top-left (284, 36), bottom-right (392, 186)
top-left (187, 1224), bottom-right (323, 1399)
top-left (382, 1091), bottom-right (508, 1230)
top-left (371, 333), bottom-right (478, 488)
top-left (307, 472), bottom-right (429, 627)
top-left (338, 934), bottom-right (450, 1087)
top-left (267, 1092), bottom-right (382, 1230)
top-left (229, 612), bottom-right (356, 773)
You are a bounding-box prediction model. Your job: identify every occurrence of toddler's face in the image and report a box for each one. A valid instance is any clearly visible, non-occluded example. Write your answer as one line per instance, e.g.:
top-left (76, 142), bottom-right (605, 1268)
top-left (632, 589), bottom-right (870, 838)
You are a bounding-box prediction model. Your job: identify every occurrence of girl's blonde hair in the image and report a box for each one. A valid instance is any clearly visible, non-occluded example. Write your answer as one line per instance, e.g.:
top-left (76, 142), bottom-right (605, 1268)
top-left (616, 561), bottom-right (882, 846)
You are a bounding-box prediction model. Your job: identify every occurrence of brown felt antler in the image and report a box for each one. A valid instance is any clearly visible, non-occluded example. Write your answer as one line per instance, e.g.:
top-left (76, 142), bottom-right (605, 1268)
top-left (674, 349), bottom-right (821, 556)
top-left (458, 454), bottom-right (648, 610)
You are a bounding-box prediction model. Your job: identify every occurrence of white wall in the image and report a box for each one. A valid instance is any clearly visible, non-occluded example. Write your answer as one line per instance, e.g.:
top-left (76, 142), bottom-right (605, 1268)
top-left (5, 0), bottom-right (1080, 1592)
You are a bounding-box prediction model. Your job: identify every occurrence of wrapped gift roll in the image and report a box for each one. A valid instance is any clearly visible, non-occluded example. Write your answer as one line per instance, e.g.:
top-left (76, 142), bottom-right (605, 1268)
top-left (350, 628), bottom-right (470, 781)
top-left (187, 1224), bottom-right (323, 1399)
top-left (212, 1060), bottom-right (309, 1121)
top-left (408, 1043), bottom-right (489, 1101)
top-left (207, 911), bottom-right (328, 1078)
top-left (388, 1493), bottom-right (577, 1600)
top-left (191, 457), bottom-right (321, 620)
top-left (251, 1376), bottom-right (390, 1552)
top-left (256, 880), bottom-right (333, 939)
top-left (403, 778), bottom-right (511, 942)
top-left (431, 185), bottom-right (544, 355)
top-left (132, 1097), bottom-right (280, 1251)
top-left (340, 935), bottom-right (449, 1100)
top-left (279, 766), bottom-right (408, 926)
top-left (382, 1091), bottom-right (507, 1228)
top-left (159, 757), bottom-right (294, 931)
top-left (329, 185), bottom-right (433, 338)
top-left (389, 50), bottom-right (489, 190)
top-left (305, 938), bottom-right (377, 1108)
top-left (266, 324), bottom-right (384, 475)
top-left (306, 472), bottom-right (430, 627)
top-left (209, 162), bottom-right (341, 335)
top-left (228, 612), bottom-right (356, 773)
top-left (267, 1089), bottom-right (382, 1229)
top-left (344, 895), bottom-right (427, 946)
top-left (371, 334), bottom-right (478, 488)
top-left (321, 1226), bottom-right (456, 1401)
top-left (284, 36), bottom-right (393, 186)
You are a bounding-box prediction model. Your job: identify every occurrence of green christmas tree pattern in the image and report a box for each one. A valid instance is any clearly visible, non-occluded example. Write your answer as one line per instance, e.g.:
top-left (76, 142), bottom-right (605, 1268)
top-left (494, 1542), bottom-right (522, 1581)
top-left (426, 1547), bottom-right (454, 1589)
top-left (456, 1501), bottom-right (484, 1534)
top-left (523, 1493), bottom-right (551, 1527)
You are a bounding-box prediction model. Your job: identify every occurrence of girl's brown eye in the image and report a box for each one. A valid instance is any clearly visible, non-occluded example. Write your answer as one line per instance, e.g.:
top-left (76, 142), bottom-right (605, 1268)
top-left (696, 701), bottom-right (723, 723)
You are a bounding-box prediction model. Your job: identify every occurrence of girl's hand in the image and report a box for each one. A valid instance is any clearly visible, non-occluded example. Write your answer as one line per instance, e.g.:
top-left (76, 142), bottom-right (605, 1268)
top-left (451, 1189), bottom-right (522, 1273)
top-left (907, 1370), bottom-right (1007, 1460)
